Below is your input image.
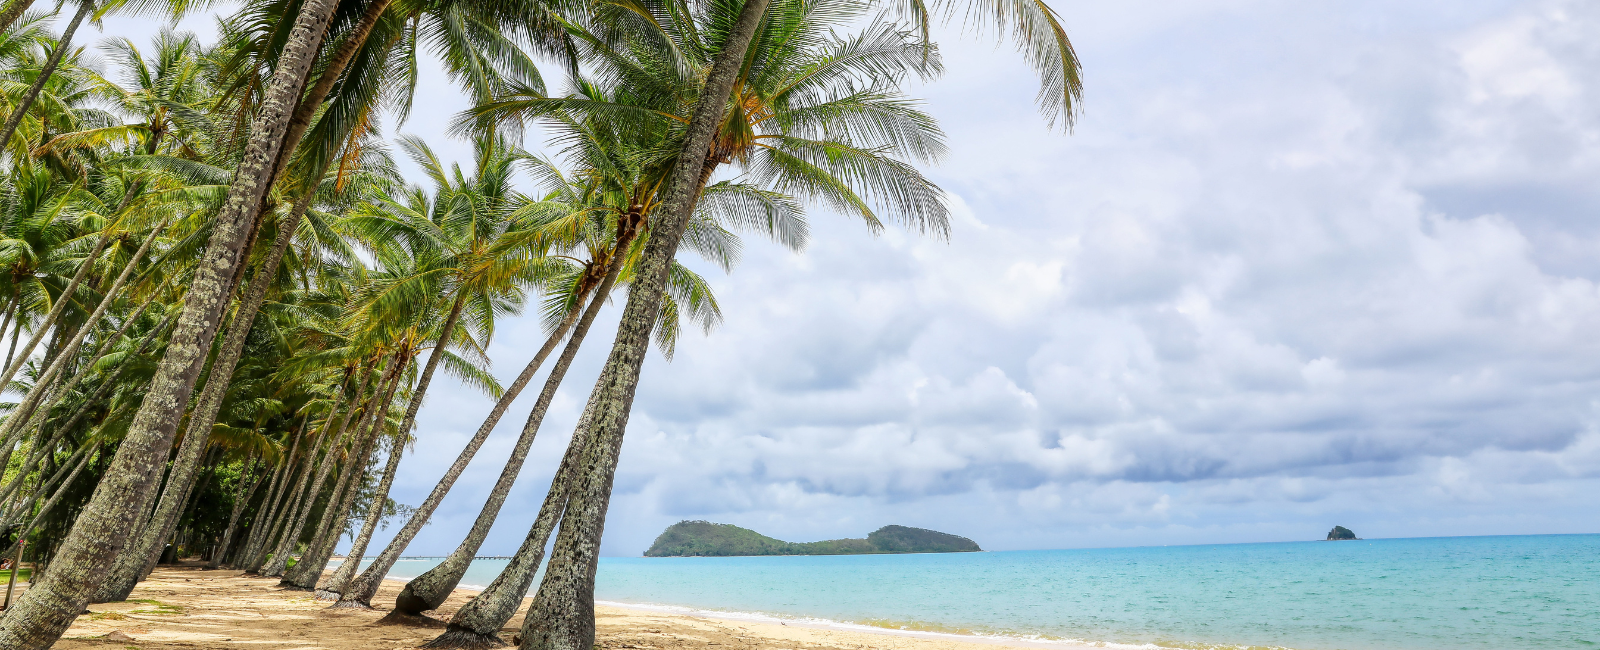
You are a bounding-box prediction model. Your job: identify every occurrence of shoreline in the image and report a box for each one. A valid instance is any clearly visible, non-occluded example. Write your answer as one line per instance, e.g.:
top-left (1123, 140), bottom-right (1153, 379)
top-left (366, 572), bottom-right (1143, 650)
top-left (590, 600), bottom-right (1121, 650)
top-left (49, 566), bottom-right (1122, 650)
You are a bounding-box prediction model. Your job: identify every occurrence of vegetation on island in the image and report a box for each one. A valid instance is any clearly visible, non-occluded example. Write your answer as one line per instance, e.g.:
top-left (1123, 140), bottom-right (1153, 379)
top-left (1326, 526), bottom-right (1359, 541)
top-left (0, 0), bottom-right (1079, 645)
top-left (645, 521), bottom-right (982, 557)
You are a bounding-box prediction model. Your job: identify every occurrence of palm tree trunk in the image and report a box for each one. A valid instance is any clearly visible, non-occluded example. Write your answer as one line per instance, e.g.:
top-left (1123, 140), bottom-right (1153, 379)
top-left (0, 0), bottom-right (343, 630)
top-left (240, 459), bottom-right (294, 569)
top-left (392, 225), bottom-right (637, 618)
top-left (517, 2), bottom-right (773, 648)
top-left (0, 438), bottom-right (92, 533)
top-left (234, 463), bottom-right (285, 567)
top-left (2, 300), bottom-right (21, 373)
top-left (0, 0), bottom-right (32, 42)
top-left (0, 443), bottom-right (96, 579)
top-left (281, 362), bottom-right (391, 582)
top-left (339, 285), bottom-right (593, 609)
top-left (285, 363), bottom-right (402, 590)
top-left (33, 442), bottom-right (94, 503)
top-left (24, 306), bottom-right (176, 452)
top-left (97, 195), bottom-right (310, 602)
top-left (0, 231), bottom-right (111, 465)
top-left (0, 299), bottom-right (177, 517)
top-left (424, 377), bottom-right (601, 647)
top-left (0, 320), bottom-right (79, 479)
top-left (270, 0), bottom-right (396, 185)
top-left (0, 304), bottom-right (81, 473)
top-left (392, 292), bottom-right (466, 448)
top-left (251, 419), bottom-right (332, 574)
top-left (314, 430), bottom-right (403, 599)
top-left (0, 424), bottom-right (73, 515)
top-left (238, 0), bottom-right (395, 244)
top-left (209, 456), bottom-right (266, 569)
top-left (75, 272), bottom-right (171, 372)
top-left (0, 0), bottom-right (92, 151)
top-left (236, 423), bottom-right (304, 570)
top-left (0, 222), bottom-right (167, 479)
top-left (0, 294), bottom-right (18, 364)
top-left (263, 365), bottom-right (374, 578)
top-left (238, 415), bottom-right (311, 569)
top-left (156, 447), bottom-right (221, 567)
top-left (250, 455), bottom-right (314, 573)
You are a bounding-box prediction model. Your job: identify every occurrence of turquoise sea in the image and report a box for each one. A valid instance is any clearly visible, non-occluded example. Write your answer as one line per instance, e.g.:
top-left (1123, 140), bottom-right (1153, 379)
top-left (353, 534), bottom-right (1598, 650)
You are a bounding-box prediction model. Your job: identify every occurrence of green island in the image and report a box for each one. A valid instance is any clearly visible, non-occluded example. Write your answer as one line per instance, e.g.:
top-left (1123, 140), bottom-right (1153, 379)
top-left (644, 521), bottom-right (982, 557)
top-left (1325, 526), bottom-right (1360, 541)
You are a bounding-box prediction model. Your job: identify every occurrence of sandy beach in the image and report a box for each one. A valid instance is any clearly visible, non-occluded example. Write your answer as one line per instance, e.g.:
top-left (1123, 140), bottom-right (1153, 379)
top-left (33, 566), bottom-right (1098, 650)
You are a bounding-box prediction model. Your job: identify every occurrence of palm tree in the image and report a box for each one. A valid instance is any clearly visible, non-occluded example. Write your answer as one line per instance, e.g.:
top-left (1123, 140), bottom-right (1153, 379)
top-left (383, 78), bottom-right (804, 619)
top-left (0, 14), bottom-right (55, 148)
top-left (91, 117), bottom-right (402, 604)
top-left (0, 0), bottom-right (35, 35)
top-left (0, 0), bottom-right (349, 641)
top-left (259, 146), bottom-right (505, 591)
top-left (0, 170), bottom-right (116, 474)
top-left (0, 215), bottom-right (173, 517)
top-left (336, 113), bottom-right (755, 611)
top-left (0, 116), bottom-right (210, 482)
top-left (279, 351), bottom-right (407, 589)
top-left (188, 0), bottom-right (570, 596)
top-left (0, 0), bottom-right (566, 627)
top-left (0, 0), bottom-right (1082, 641)
top-left (322, 131), bottom-right (562, 604)
top-left (0, 163), bottom-right (80, 373)
top-left (43, 30), bottom-right (213, 164)
top-left (424, 1), bottom-right (940, 643)
top-left (0, 0), bottom-right (94, 151)
top-left (508, 0), bottom-right (1080, 646)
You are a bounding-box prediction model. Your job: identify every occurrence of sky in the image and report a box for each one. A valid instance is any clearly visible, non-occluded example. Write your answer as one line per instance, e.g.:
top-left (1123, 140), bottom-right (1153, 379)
top-left (93, 0), bottom-right (1600, 555)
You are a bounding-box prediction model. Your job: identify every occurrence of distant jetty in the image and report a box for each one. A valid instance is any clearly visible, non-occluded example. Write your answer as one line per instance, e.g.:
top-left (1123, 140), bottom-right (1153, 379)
top-left (1325, 526), bottom-right (1360, 541)
top-left (645, 521), bottom-right (982, 557)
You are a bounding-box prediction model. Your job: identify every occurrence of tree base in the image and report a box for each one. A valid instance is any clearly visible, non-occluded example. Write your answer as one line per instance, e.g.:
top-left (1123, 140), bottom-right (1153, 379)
top-left (395, 590), bottom-right (441, 617)
top-left (326, 597), bottom-right (374, 610)
top-left (419, 625), bottom-right (509, 649)
top-left (313, 589), bottom-right (340, 601)
top-left (375, 609), bottom-right (449, 628)
top-left (278, 583), bottom-right (312, 591)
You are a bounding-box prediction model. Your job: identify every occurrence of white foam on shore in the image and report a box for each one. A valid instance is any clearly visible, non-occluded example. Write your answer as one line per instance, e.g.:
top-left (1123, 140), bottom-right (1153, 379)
top-left (590, 599), bottom-right (1280, 650)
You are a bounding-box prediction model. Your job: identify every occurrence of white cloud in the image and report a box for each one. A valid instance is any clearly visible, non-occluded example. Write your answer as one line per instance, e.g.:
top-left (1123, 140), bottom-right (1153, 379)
top-left (86, 0), bottom-right (1594, 555)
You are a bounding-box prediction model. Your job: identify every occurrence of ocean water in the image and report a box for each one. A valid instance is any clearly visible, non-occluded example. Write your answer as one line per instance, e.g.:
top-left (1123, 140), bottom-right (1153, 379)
top-left (355, 534), bottom-right (1599, 650)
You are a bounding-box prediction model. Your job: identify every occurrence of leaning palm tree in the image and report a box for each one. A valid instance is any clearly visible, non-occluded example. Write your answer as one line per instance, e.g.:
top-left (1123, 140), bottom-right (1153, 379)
top-left (0, 34), bottom-right (218, 506)
top-left (43, 30), bottom-right (213, 164)
top-left (0, 13), bottom-right (54, 140)
top-left (0, 39), bottom-right (120, 419)
top-left (502, 0), bottom-right (1081, 646)
top-left (323, 131), bottom-right (569, 605)
top-left (93, 134), bottom-right (401, 602)
top-left (0, 0), bottom-right (95, 151)
top-left (366, 118), bottom-right (763, 614)
top-left (0, 0), bottom-right (351, 640)
top-left (334, 103), bottom-right (756, 610)
top-left (422, 0), bottom-right (943, 643)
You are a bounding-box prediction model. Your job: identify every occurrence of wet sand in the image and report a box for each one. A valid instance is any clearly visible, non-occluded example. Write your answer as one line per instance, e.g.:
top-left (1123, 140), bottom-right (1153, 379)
top-left (35, 565), bottom-right (1097, 650)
